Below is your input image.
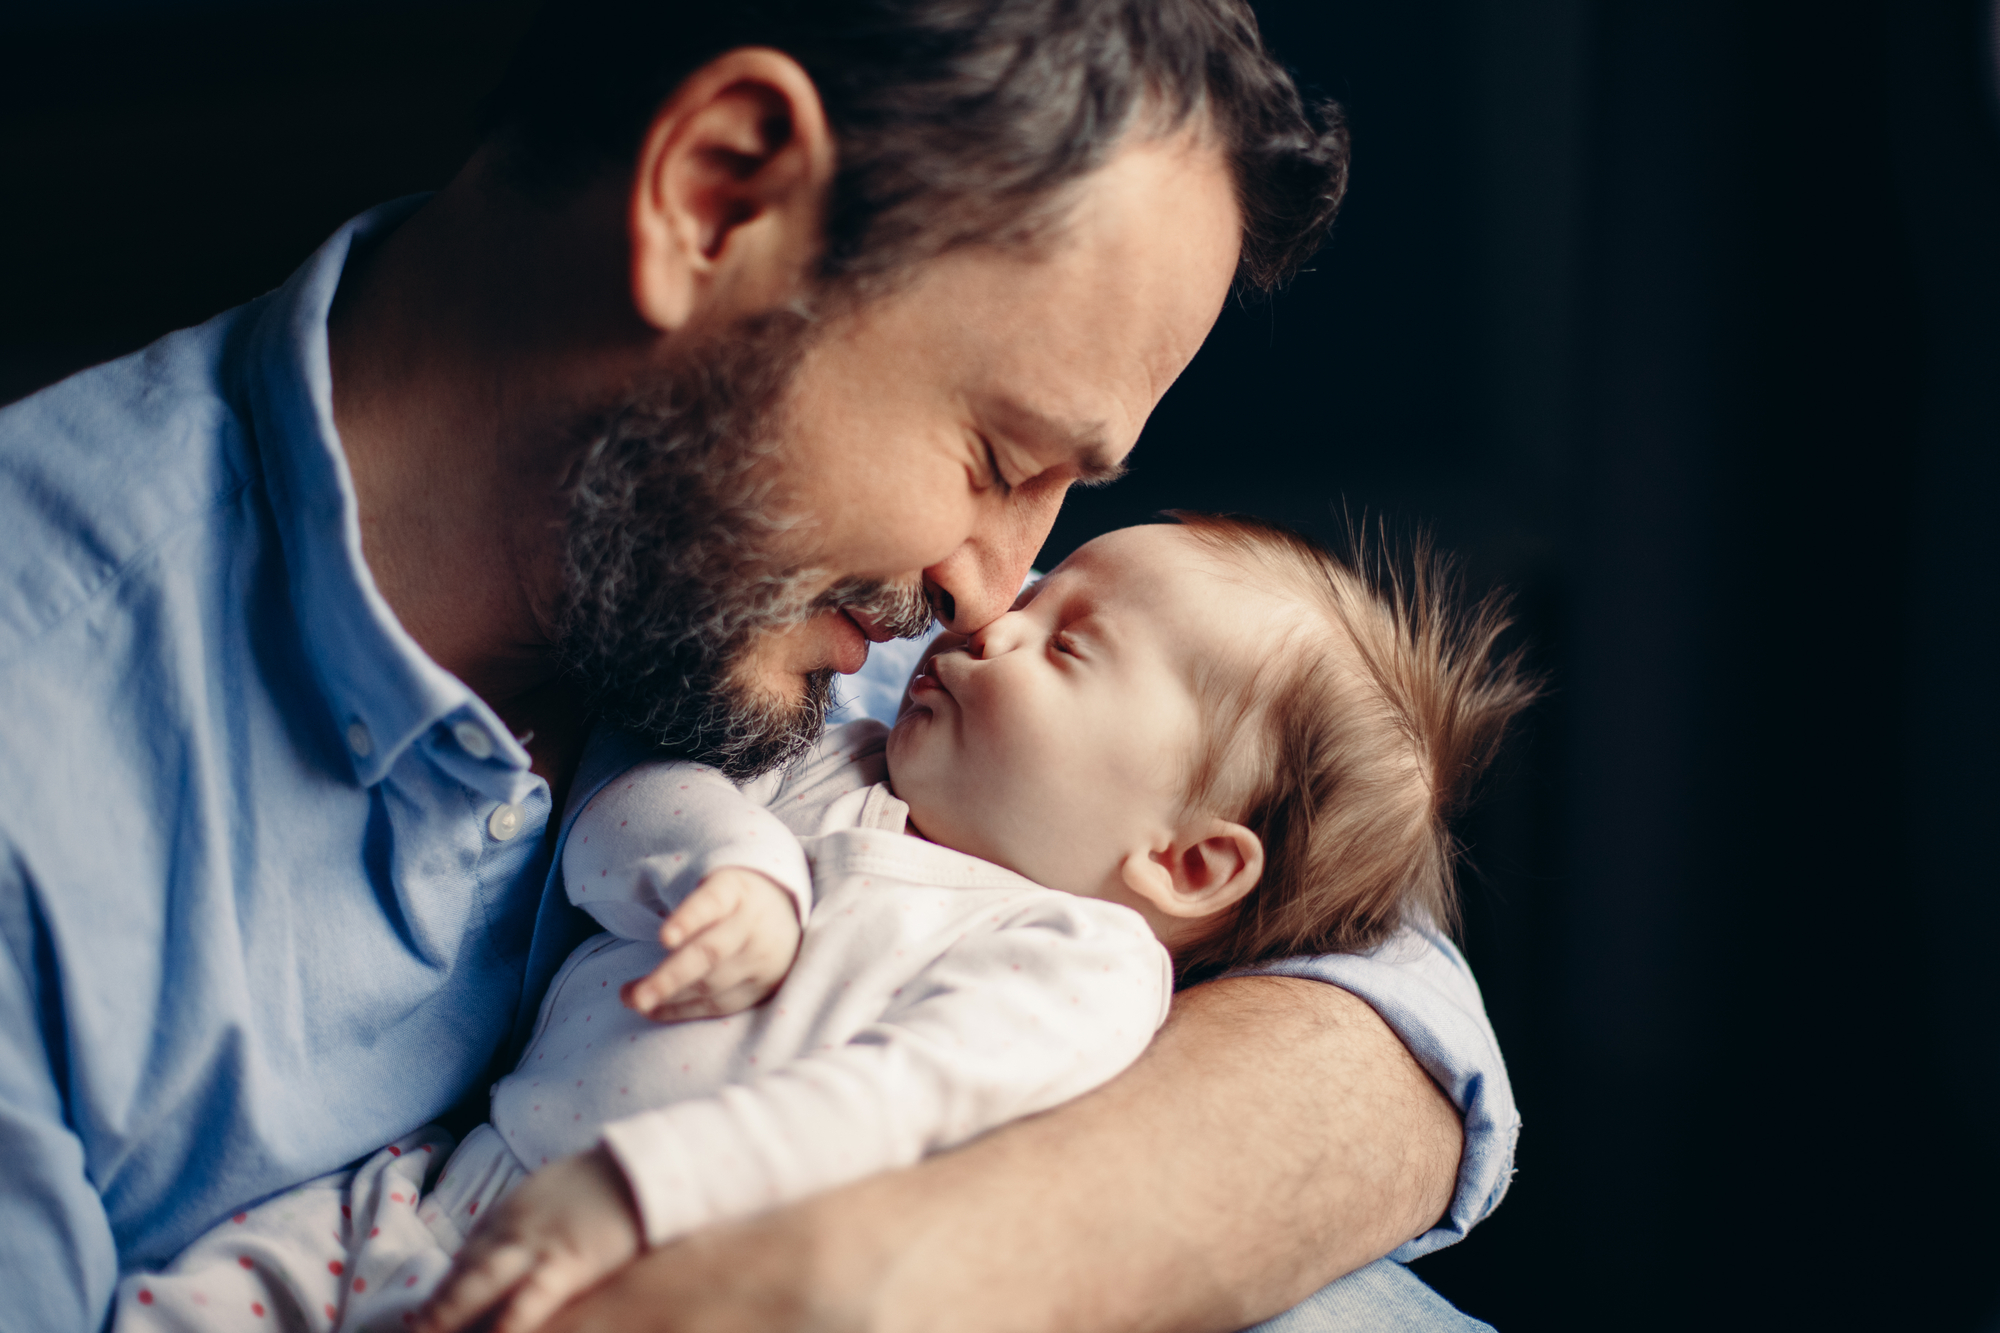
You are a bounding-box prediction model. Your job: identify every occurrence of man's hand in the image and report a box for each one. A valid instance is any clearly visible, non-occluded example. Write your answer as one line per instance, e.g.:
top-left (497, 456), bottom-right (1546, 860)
top-left (544, 977), bottom-right (1463, 1333)
top-left (622, 867), bottom-right (803, 1022)
top-left (416, 1146), bottom-right (642, 1333)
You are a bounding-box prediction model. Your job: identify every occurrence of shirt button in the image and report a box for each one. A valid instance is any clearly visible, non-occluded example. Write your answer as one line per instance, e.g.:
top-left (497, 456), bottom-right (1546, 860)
top-left (452, 720), bottom-right (495, 760)
top-left (488, 802), bottom-right (526, 841)
top-left (346, 721), bottom-right (373, 757)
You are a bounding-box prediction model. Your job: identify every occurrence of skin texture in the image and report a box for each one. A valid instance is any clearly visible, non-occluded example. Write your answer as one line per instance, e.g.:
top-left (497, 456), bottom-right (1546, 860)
top-left (323, 46), bottom-right (1464, 1333)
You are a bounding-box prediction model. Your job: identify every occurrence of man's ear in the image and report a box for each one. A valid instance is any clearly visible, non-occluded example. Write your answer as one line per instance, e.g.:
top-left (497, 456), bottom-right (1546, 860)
top-left (1119, 820), bottom-right (1264, 922)
top-left (628, 47), bottom-right (836, 333)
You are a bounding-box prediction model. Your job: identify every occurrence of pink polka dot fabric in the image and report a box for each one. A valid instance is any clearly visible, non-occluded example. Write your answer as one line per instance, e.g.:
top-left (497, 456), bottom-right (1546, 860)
top-left (111, 1127), bottom-right (455, 1333)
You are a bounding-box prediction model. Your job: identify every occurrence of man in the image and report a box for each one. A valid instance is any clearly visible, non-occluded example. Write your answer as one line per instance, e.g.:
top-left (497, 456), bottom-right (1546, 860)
top-left (0, 2), bottom-right (1512, 1328)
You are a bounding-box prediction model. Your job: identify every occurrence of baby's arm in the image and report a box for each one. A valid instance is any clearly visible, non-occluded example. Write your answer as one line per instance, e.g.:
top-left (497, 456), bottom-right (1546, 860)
top-left (606, 899), bottom-right (1170, 1246)
top-left (565, 761), bottom-right (812, 1020)
top-left (421, 899), bottom-right (1170, 1333)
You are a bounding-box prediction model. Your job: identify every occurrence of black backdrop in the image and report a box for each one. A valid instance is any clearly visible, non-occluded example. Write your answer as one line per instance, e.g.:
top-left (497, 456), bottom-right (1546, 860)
top-left (3, 3), bottom-right (1996, 1328)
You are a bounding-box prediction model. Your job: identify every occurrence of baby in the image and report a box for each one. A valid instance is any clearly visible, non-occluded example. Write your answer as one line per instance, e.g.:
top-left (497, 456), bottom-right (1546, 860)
top-left (113, 514), bottom-right (1534, 1332)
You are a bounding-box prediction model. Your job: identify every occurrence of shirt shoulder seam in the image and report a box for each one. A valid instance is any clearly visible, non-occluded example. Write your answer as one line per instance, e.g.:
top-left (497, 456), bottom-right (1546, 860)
top-left (0, 467), bottom-right (263, 681)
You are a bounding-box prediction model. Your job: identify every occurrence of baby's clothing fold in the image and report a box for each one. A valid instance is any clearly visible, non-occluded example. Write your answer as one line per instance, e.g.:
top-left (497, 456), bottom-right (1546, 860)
top-left (498, 720), bottom-right (1173, 1246)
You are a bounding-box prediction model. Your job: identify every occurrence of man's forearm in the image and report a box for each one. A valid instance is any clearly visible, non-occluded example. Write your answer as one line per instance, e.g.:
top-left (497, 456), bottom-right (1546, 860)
top-left (548, 975), bottom-right (1462, 1333)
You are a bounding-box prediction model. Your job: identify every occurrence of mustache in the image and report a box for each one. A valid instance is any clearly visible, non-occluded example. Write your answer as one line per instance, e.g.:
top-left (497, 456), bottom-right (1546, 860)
top-left (805, 576), bottom-right (936, 640)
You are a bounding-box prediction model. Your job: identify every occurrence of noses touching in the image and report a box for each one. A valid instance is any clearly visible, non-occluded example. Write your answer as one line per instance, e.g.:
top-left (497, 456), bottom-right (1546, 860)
top-left (922, 489), bottom-right (1062, 634)
top-left (966, 611), bottom-right (1031, 661)
top-left (926, 568), bottom-right (1021, 636)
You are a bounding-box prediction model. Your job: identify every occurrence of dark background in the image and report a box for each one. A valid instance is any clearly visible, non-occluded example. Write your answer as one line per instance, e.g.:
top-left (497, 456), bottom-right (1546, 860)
top-left (4, 2), bottom-right (1996, 1328)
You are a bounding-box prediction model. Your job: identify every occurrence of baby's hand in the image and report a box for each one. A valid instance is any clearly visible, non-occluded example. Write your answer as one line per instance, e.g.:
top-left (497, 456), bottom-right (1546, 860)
top-left (415, 1145), bottom-right (640, 1333)
top-left (621, 866), bottom-right (802, 1021)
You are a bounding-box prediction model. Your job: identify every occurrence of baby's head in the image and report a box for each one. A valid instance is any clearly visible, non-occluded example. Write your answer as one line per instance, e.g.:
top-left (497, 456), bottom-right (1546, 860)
top-left (886, 515), bottom-right (1536, 980)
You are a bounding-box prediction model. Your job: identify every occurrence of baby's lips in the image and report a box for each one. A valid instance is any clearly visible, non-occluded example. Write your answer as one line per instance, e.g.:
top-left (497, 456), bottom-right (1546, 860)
top-left (898, 631), bottom-right (968, 711)
top-left (908, 660), bottom-right (946, 697)
top-left (926, 646), bottom-right (980, 696)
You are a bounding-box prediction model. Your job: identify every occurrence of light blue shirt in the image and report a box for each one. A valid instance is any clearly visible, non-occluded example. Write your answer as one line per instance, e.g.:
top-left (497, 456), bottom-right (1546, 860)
top-left (0, 202), bottom-right (1515, 1330)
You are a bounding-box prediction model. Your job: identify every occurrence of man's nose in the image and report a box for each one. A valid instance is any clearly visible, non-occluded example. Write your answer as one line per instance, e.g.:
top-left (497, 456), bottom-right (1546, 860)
top-left (923, 488), bottom-right (1064, 634)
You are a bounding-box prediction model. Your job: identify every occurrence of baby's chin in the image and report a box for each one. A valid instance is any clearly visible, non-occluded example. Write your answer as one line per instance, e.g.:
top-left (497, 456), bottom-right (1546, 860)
top-left (885, 778), bottom-right (1098, 898)
top-left (881, 751), bottom-right (989, 861)
top-left (883, 709), bottom-right (1107, 893)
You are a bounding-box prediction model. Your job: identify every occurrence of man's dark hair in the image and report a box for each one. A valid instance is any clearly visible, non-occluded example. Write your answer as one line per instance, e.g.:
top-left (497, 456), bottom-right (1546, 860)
top-left (482, 0), bottom-right (1349, 292)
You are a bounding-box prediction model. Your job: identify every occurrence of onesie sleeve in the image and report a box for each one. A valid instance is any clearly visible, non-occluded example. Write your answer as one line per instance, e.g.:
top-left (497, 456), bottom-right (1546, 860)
top-left (1237, 926), bottom-right (1519, 1260)
top-left (562, 762), bottom-right (813, 941)
top-left (599, 898), bottom-right (1173, 1247)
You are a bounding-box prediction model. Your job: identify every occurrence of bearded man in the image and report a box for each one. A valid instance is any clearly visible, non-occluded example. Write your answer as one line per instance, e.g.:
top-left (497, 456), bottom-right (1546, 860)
top-left (0, 2), bottom-right (1512, 1329)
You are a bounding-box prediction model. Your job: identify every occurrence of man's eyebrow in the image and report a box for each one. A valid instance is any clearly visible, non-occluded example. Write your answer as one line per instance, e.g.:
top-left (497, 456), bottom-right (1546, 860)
top-left (993, 402), bottom-right (1128, 487)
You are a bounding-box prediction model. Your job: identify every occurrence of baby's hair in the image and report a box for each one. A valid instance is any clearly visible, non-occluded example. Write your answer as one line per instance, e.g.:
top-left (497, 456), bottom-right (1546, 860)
top-left (1167, 511), bottom-right (1539, 985)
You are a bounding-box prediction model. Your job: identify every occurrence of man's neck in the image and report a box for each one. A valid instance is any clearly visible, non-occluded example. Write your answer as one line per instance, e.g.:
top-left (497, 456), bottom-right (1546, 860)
top-left (324, 157), bottom-right (644, 709)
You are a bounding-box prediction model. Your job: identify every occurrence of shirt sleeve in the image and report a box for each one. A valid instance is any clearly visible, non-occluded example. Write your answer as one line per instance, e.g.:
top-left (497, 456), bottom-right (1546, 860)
top-left (562, 760), bottom-right (813, 941)
top-left (599, 900), bottom-right (1173, 1247)
top-left (1236, 925), bottom-right (1519, 1261)
top-left (0, 862), bottom-right (121, 1330)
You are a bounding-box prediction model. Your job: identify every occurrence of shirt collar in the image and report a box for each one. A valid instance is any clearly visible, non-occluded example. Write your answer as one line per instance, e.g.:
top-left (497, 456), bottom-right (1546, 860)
top-left (245, 198), bottom-right (532, 789)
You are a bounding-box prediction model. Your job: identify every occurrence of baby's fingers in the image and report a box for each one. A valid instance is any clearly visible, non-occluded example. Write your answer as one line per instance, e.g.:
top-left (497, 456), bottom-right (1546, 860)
top-left (634, 931), bottom-right (787, 1021)
top-left (621, 955), bottom-right (709, 1018)
top-left (416, 1242), bottom-right (534, 1333)
top-left (623, 925), bottom-right (737, 1015)
top-left (630, 917), bottom-right (777, 1020)
top-left (636, 975), bottom-right (780, 1023)
top-left (659, 875), bottom-right (744, 951)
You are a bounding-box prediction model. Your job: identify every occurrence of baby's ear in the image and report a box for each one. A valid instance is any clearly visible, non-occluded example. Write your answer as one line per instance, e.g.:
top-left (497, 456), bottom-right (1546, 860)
top-left (1120, 820), bottom-right (1264, 921)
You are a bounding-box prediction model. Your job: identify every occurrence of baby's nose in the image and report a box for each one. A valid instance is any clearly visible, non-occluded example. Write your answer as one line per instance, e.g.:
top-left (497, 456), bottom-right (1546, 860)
top-left (967, 614), bottom-right (1023, 659)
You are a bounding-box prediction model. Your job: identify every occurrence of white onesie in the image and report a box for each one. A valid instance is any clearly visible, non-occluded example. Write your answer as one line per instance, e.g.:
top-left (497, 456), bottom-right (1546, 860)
top-left (431, 719), bottom-right (1173, 1249)
top-left (114, 721), bottom-right (1170, 1330)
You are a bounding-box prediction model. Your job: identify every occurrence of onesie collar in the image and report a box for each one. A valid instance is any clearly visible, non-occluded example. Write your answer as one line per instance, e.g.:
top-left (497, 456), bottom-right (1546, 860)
top-left (856, 783), bottom-right (909, 833)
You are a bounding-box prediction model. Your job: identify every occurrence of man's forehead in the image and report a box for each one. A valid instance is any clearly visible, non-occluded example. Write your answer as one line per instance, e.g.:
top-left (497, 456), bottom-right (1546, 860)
top-left (949, 129), bottom-right (1239, 454)
top-left (1051, 127), bottom-right (1243, 382)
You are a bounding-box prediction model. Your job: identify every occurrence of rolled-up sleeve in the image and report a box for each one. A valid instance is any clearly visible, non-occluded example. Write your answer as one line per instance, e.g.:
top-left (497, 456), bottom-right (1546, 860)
top-left (1239, 927), bottom-right (1518, 1260)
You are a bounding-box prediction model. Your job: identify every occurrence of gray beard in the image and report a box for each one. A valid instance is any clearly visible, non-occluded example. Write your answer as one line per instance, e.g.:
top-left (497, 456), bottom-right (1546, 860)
top-left (554, 311), bottom-right (933, 780)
